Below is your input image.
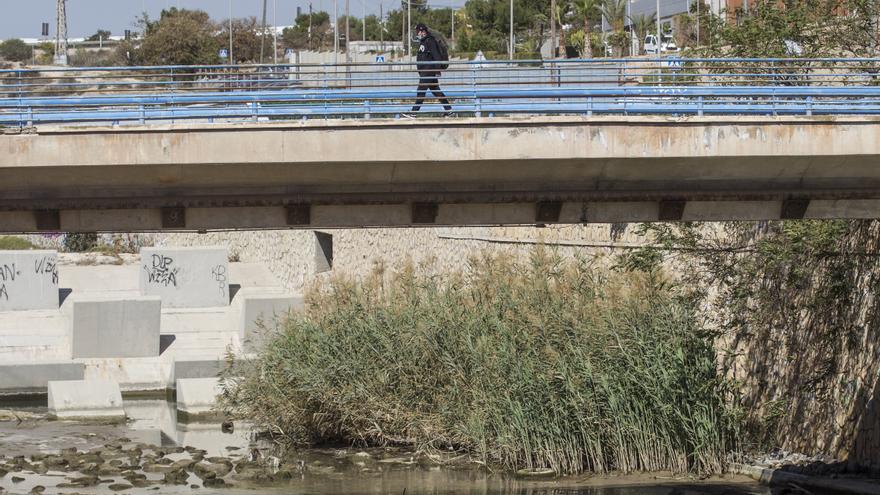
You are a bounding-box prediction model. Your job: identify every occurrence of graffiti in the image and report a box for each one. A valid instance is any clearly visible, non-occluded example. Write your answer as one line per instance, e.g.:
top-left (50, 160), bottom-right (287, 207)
top-left (0, 263), bottom-right (18, 283)
top-left (212, 264), bottom-right (228, 297)
top-left (0, 283), bottom-right (7, 301)
top-left (34, 256), bottom-right (59, 285)
top-left (144, 254), bottom-right (179, 287)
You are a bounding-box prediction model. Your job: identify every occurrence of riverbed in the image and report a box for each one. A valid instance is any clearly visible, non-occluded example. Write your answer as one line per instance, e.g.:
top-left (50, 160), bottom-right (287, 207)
top-left (0, 399), bottom-right (772, 495)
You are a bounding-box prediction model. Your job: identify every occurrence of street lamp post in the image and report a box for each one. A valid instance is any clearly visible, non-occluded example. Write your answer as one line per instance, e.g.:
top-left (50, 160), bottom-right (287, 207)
top-left (273, 0), bottom-right (278, 64)
top-left (509, 0), bottom-right (513, 60)
top-left (229, 0), bottom-right (234, 65)
top-left (334, 0), bottom-right (339, 64)
top-left (656, 0), bottom-right (661, 52)
top-left (407, 0), bottom-right (412, 57)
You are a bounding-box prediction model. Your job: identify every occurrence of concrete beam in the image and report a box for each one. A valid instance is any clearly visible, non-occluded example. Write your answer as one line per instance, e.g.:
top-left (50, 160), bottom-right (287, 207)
top-left (2, 117), bottom-right (880, 229)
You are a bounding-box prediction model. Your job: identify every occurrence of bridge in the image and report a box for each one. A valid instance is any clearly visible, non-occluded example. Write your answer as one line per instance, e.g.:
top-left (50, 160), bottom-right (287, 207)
top-left (2, 58), bottom-right (880, 232)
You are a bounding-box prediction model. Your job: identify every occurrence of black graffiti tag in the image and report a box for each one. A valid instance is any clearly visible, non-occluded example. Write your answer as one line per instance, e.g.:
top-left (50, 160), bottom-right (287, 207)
top-left (34, 256), bottom-right (59, 285)
top-left (145, 254), bottom-right (179, 287)
top-left (212, 264), bottom-right (227, 297)
top-left (0, 263), bottom-right (18, 283)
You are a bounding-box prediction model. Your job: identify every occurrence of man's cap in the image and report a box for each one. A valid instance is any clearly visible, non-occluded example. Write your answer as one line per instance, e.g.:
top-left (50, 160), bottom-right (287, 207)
top-left (415, 23), bottom-right (428, 32)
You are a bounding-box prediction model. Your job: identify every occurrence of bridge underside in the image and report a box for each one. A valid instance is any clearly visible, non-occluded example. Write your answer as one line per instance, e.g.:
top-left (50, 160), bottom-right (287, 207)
top-left (2, 116), bottom-right (880, 232)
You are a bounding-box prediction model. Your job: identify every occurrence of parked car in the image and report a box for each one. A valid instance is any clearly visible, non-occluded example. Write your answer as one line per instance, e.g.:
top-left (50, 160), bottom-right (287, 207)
top-left (644, 34), bottom-right (680, 55)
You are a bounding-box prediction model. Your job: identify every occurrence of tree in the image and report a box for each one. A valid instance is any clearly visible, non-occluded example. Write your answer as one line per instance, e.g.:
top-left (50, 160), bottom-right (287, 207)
top-left (571, 0), bottom-right (602, 58)
top-left (600, 0), bottom-right (627, 32)
top-left (87, 29), bottom-right (112, 42)
top-left (0, 39), bottom-right (31, 62)
top-left (282, 11), bottom-right (333, 50)
top-left (138, 8), bottom-right (220, 65)
top-left (628, 13), bottom-right (654, 53)
top-left (216, 17), bottom-right (262, 62)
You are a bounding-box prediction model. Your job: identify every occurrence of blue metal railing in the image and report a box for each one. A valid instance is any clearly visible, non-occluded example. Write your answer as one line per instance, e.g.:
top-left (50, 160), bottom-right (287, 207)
top-left (2, 58), bottom-right (880, 126)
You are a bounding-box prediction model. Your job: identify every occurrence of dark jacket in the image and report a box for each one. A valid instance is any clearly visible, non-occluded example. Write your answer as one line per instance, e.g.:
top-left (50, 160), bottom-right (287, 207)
top-left (416, 34), bottom-right (443, 77)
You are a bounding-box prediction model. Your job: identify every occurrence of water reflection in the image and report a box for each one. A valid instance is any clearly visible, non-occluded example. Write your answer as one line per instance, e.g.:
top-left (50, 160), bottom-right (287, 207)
top-left (0, 399), bottom-right (772, 495)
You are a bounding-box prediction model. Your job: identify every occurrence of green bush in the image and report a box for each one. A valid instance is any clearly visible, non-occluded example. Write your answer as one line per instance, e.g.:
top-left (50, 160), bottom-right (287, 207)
top-left (63, 233), bottom-right (98, 252)
top-left (0, 236), bottom-right (37, 250)
top-left (0, 39), bottom-right (31, 63)
top-left (220, 249), bottom-right (740, 475)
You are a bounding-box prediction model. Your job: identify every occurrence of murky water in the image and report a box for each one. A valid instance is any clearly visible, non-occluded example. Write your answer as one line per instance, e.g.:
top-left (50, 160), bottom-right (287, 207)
top-left (0, 398), bottom-right (771, 494)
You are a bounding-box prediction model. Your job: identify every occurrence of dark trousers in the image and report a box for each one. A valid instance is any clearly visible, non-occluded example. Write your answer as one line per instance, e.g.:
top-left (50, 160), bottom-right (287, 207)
top-left (412, 76), bottom-right (452, 112)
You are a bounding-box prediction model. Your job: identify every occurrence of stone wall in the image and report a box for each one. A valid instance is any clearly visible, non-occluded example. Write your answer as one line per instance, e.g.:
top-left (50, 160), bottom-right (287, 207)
top-left (154, 224), bottom-right (649, 292)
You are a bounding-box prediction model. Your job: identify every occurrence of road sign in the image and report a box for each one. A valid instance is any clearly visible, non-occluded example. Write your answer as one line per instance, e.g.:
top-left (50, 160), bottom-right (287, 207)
top-left (664, 56), bottom-right (683, 71)
top-left (219, 49), bottom-right (229, 59)
top-left (285, 48), bottom-right (295, 56)
top-left (375, 55), bottom-right (386, 63)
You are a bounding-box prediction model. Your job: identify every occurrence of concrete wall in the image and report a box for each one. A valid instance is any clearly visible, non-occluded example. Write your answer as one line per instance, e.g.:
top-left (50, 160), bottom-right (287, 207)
top-left (0, 251), bottom-right (58, 311)
top-left (156, 224), bottom-right (647, 292)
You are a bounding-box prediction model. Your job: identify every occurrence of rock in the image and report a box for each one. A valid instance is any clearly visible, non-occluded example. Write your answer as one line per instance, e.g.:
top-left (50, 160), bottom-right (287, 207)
top-left (221, 420), bottom-right (234, 433)
top-left (191, 484), bottom-right (200, 489)
top-left (142, 462), bottom-right (174, 473)
top-left (109, 483), bottom-right (134, 492)
top-left (28, 486), bottom-right (45, 495)
top-left (98, 465), bottom-right (122, 476)
top-left (204, 478), bottom-right (226, 488)
top-left (171, 459), bottom-right (196, 471)
top-left (515, 467), bottom-right (556, 477)
top-left (67, 475), bottom-right (99, 487)
top-left (194, 462), bottom-right (231, 479)
top-left (11, 476), bottom-right (25, 483)
top-left (164, 468), bottom-right (189, 485)
top-left (0, 468), bottom-right (7, 478)
top-left (352, 451), bottom-right (373, 459)
top-left (31, 464), bottom-right (48, 475)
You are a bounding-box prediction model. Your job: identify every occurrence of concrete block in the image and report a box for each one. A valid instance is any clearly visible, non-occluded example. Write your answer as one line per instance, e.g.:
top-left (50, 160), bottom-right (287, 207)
top-left (0, 250), bottom-right (59, 311)
top-left (176, 377), bottom-right (223, 417)
top-left (139, 247), bottom-right (229, 308)
top-left (174, 359), bottom-right (225, 380)
top-left (237, 292), bottom-right (302, 350)
top-left (0, 362), bottom-right (85, 395)
top-left (71, 297), bottom-right (161, 358)
top-left (47, 379), bottom-right (125, 419)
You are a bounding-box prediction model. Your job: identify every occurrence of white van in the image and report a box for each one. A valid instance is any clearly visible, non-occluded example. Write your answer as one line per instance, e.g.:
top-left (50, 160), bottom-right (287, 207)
top-left (644, 34), bottom-right (680, 55)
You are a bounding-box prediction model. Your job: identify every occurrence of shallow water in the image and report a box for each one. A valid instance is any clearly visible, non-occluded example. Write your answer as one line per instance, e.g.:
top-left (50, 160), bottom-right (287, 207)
top-left (0, 399), bottom-right (771, 495)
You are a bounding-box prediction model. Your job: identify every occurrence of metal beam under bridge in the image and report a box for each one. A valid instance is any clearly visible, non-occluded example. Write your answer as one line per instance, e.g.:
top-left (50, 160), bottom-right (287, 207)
top-left (2, 115), bottom-right (880, 233)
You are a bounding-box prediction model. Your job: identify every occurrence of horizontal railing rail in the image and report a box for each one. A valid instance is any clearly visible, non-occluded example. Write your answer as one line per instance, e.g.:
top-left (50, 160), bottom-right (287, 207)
top-left (2, 58), bottom-right (880, 126)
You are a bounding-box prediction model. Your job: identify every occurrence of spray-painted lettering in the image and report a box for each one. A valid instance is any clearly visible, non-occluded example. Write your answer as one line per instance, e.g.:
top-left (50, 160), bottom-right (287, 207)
top-left (144, 254), bottom-right (179, 287)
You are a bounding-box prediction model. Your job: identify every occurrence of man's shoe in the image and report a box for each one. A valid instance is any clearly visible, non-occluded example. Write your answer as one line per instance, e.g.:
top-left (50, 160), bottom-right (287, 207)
top-left (400, 113), bottom-right (417, 119)
top-left (442, 111), bottom-right (455, 118)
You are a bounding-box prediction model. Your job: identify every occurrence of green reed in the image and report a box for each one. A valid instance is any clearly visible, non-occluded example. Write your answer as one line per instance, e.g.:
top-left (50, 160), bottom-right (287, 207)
top-left (219, 248), bottom-right (739, 475)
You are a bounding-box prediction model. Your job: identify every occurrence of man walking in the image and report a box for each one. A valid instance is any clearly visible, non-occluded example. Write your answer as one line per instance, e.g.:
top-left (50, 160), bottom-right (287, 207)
top-left (407, 23), bottom-right (452, 116)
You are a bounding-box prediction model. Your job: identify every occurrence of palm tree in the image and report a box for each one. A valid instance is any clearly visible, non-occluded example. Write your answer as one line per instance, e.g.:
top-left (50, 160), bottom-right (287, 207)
top-left (600, 0), bottom-right (627, 32)
top-left (570, 0), bottom-right (602, 57)
top-left (628, 12), bottom-right (655, 51)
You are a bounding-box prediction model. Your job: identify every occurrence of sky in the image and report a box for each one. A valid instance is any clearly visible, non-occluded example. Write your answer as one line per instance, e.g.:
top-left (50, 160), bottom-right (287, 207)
top-left (0, 0), bottom-right (464, 40)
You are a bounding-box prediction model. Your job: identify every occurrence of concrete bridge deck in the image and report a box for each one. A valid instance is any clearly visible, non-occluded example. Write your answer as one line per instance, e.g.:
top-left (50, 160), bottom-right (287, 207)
top-left (2, 115), bottom-right (880, 232)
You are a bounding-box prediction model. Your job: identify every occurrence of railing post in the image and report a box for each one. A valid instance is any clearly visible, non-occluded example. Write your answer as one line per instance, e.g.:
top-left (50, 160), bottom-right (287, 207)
top-left (16, 69), bottom-right (24, 128)
top-left (27, 106), bottom-right (33, 127)
top-left (698, 96), bottom-right (704, 117)
top-left (251, 101), bottom-right (258, 122)
top-left (365, 100), bottom-right (371, 120)
top-left (806, 96), bottom-right (813, 116)
top-left (139, 104), bottom-right (146, 125)
top-left (475, 97), bottom-right (482, 118)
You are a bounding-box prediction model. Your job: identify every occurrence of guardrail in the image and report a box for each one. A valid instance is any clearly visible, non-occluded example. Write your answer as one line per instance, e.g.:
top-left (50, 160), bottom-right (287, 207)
top-left (2, 58), bottom-right (880, 126)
